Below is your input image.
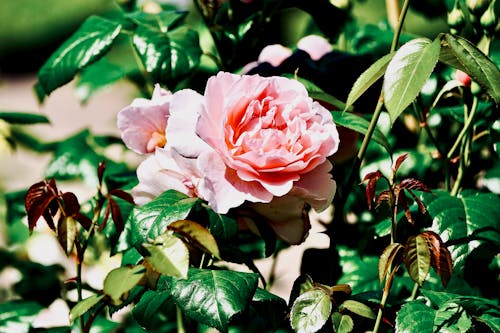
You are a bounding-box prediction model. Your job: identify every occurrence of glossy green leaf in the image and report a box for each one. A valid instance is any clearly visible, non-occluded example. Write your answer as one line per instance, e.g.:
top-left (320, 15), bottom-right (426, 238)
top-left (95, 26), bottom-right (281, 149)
top-left (132, 25), bottom-right (201, 85)
top-left (345, 52), bottom-right (394, 110)
top-left (103, 265), bottom-right (146, 305)
top-left (434, 302), bottom-right (472, 333)
top-left (331, 111), bottom-right (391, 153)
top-left (383, 38), bottom-right (441, 125)
top-left (206, 207), bottom-right (238, 240)
top-left (395, 301), bottom-right (434, 333)
top-left (252, 288), bottom-right (288, 329)
top-left (69, 294), bottom-right (104, 323)
top-left (290, 288), bottom-right (332, 333)
top-left (0, 300), bottom-right (43, 333)
top-left (421, 190), bottom-right (500, 272)
top-left (122, 190), bottom-right (198, 248)
top-left (143, 233), bottom-right (189, 278)
top-left (37, 16), bottom-right (122, 96)
top-left (133, 289), bottom-right (176, 331)
top-left (331, 312), bottom-right (354, 333)
top-left (340, 300), bottom-right (376, 320)
top-left (168, 268), bottom-right (258, 332)
top-left (168, 220), bottom-right (220, 259)
top-left (404, 234), bottom-right (431, 286)
top-left (439, 33), bottom-right (500, 103)
top-left (126, 10), bottom-right (188, 31)
top-left (0, 112), bottom-right (49, 125)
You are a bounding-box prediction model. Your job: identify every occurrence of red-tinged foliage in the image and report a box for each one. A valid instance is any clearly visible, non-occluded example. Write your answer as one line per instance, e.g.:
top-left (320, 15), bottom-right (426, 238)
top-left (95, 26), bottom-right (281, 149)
top-left (97, 161), bottom-right (106, 185)
top-left (110, 189), bottom-right (135, 205)
top-left (398, 178), bottom-right (431, 192)
top-left (109, 198), bottom-right (124, 234)
top-left (392, 153), bottom-right (409, 175)
top-left (421, 230), bottom-right (453, 287)
top-left (61, 192), bottom-right (80, 216)
top-left (363, 170), bottom-right (383, 209)
top-left (25, 179), bottom-right (59, 232)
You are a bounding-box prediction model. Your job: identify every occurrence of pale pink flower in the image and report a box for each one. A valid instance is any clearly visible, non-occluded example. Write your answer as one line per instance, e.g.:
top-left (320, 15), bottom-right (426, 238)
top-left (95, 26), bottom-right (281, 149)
top-left (258, 44), bottom-right (293, 67)
top-left (176, 72), bottom-right (339, 214)
top-left (117, 84), bottom-right (172, 154)
top-left (132, 147), bottom-right (204, 205)
top-left (297, 35), bottom-right (332, 61)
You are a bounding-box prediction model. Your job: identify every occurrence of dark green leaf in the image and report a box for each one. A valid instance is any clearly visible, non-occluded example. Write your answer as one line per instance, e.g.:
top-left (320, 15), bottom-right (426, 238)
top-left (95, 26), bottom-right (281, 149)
top-left (331, 111), bottom-right (391, 153)
top-left (383, 38), bottom-right (441, 125)
top-left (290, 288), bottom-right (332, 333)
top-left (0, 112), bottom-right (49, 125)
top-left (439, 33), bottom-right (500, 103)
top-left (252, 288), bottom-right (288, 329)
top-left (331, 312), bottom-right (354, 333)
top-left (421, 190), bottom-right (500, 272)
top-left (206, 207), bottom-right (238, 240)
top-left (132, 25), bottom-right (201, 85)
top-left (476, 313), bottom-right (500, 332)
top-left (133, 289), bottom-right (176, 331)
top-left (395, 301), bottom-right (434, 333)
top-left (37, 16), bottom-right (122, 97)
top-left (0, 300), bottom-right (43, 333)
top-left (69, 294), bottom-right (104, 323)
top-left (126, 10), bottom-right (188, 31)
top-left (345, 52), bottom-right (394, 110)
top-left (168, 268), bottom-right (258, 332)
top-left (120, 190), bottom-right (198, 250)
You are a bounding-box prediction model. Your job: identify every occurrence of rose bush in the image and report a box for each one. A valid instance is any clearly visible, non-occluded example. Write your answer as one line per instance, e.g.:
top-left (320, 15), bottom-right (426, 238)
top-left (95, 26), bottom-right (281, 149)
top-left (120, 71), bottom-right (340, 243)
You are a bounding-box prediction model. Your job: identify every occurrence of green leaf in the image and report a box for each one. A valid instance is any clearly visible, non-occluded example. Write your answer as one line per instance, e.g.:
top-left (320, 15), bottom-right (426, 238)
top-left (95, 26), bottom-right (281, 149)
top-left (69, 294), bottom-right (104, 323)
top-left (0, 112), bottom-right (49, 125)
top-left (290, 288), bottom-right (332, 333)
top-left (340, 300), bottom-right (376, 320)
top-left (168, 268), bottom-right (258, 332)
top-left (476, 313), bottom-right (500, 332)
top-left (379, 243), bottom-right (404, 283)
top-left (439, 33), bottom-right (500, 103)
top-left (395, 301), bottom-right (434, 333)
top-left (132, 25), bottom-right (201, 85)
top-left (434, 302), bottom-right (472, 333)
top-left (168, 220), bottom-right (220, 259)
top-left (126, 10), bottom-right (188, 31)
top-left (331, 312), bottom-right (354, 333)
top-left (103, 265), bottom-right (146, 305)
top-left (37, 16), bottom-right (122, 97)
top-left (404, 234), bottom-right (431, 286)
top-left (252, 288), bottom-right (288, 329)
top-left (0, 300), bottom-right (43, 333)
top-left (133, 289), bottom-right (176, 331)
top-left (122, 190), bottom-right (198, 249)
top-left (143, 233), bottom-right (189, 278)
top-left (383, 38), bottom-right (441, 125)
top-left (331, 111), bottom-right (391, 153)
top-left (422, 190), bottom-right (500, 272)
top-left (345, 52), bottom-right (394, 110)
top-left (206, 207), bottom-right (238, 240)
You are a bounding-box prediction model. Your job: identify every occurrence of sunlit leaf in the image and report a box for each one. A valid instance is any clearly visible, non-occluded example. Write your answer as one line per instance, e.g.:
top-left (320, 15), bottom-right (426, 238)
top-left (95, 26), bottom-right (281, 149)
top-left (290, 288), bottom-right (332, 333)
top-left (168, 220), bottom-right (220, 259)
top-left (69, 294), bottom-right (104, 323)
top-left (439, 33), bottom-right (500, 103)
top-left (331, 111), bottom-right (391, 153)
top-left (143, 233), bottom-right (189, 278)
top-left (37, 16), bottom-right (122, 97)
top-left (340, 300), bottom-right (376, 319)
top-left (404, 234), bottom-right (431, 286)
top-left (345, 52), bottom-right (394, 110)
top-left (331, 312), bottom-right (354, 333)
top-left (57, 215), bottom-right (77, 256)
top-left (395, 301), bottom-right (434, 333)
top-left (383, 38), bottom-right (441, 125)
top-left (421, 230), bottom-right (453, 287)
top-left (103, 265), bottom-right (146, 305)
top-left (379, 243), bottom-right (404, 283)
top-left (168, 268), bottom-right (258, 332)
top-left (434, 302), bottom-right (472, 333)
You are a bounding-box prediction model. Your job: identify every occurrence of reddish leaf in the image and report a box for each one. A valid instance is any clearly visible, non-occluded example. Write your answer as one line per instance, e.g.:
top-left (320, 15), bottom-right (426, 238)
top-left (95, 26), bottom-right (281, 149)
top-left (375, 189), bottom-right (392, 208)
top-left (393, 153), bottom-right (409, 174)
top-left (110, 189), bottom-right (135, 205)
top-left (421, 231), bottom-right (453, 287)
top-left (98, 161), bottom-right (106, 186)
top-left (61, 192), bottom-right (80, 216)
top-left (363, 171), bottom-right (382, 210)
top-left (398, 178), bottom-right (431, 192)
top-left (438, 245), bottom-right (453, 287)
top-left (25, 179), bottom-right (59, 232)
top-left (406, 189), bottom-right (428, 214)
top-left (395, 188), bottom-right (413, 224)
top-left (362, 170), bottom-right (383, 183)
top-left (109, 198), bottom-right (124, 235)
top-left (74, 212), bottom-right (92, 230)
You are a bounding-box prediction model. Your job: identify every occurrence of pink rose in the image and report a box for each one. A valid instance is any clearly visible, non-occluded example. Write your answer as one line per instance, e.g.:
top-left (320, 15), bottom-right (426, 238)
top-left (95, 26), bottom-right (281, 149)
top-left (132, 147), bottom-right (203, 205)
top-left (258, 44), bottom-right (293, 67)
top-left (176, 72), bottom-right (339, 214)
top-left (117, 84), bottom-right (171, 154)
top-left (297, 35), bottom-right (332, 61)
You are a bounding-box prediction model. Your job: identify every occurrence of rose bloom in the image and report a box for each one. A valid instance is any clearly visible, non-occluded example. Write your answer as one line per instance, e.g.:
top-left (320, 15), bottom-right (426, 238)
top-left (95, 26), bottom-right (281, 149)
top-left (176, 72), bottom-right (339, 218)
top-left (296, 35), bottom-right (332, 61)
top-left (117, 84), bottom-right (171, 154)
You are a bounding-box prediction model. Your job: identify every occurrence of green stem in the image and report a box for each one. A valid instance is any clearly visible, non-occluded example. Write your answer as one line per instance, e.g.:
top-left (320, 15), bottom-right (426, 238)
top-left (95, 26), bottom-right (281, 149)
top-left (446, 96), bottom-right (478, 160)
top-left (373, 286), bottom-right (390, 333)
top-left (176, 305), bottom-right (186, 333)
top-left (409, 282), bottom-right (420, 301)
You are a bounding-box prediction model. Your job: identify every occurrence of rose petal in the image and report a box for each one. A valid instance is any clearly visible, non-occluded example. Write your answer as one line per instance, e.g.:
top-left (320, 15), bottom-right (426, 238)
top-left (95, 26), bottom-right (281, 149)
top-left (292, 161), bottom-right (336, 212)
top-left (297, 35), bottom-right (332, 61)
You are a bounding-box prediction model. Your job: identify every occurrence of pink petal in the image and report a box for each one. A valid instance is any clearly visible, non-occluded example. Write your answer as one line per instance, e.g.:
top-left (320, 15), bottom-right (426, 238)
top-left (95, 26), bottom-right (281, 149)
top-left (292, 161), bottom-right (336, 212)
top-left (258, 44), bottom-right (293, 67)
top-left (297, 35), bottom-right (332, 61)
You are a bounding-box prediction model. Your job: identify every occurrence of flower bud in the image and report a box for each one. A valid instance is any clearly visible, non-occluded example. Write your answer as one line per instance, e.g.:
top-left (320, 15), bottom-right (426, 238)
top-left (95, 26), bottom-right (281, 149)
top-left (480, 1), bottom-right (498, 35)
top-left (448, 3), bottom-right (466, 31)
top-left (467, 0), bottom-right (490, 16)
top-left (455, 70), bottom-right (472, 87)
